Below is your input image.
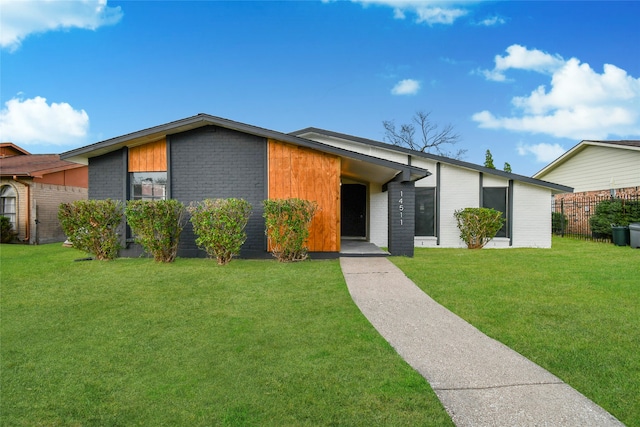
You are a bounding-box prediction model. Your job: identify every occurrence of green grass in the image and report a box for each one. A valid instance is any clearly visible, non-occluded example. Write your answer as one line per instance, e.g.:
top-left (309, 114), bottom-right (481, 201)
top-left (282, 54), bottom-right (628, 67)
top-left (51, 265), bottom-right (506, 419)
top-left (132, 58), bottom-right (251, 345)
top-left (391, 237), bottom-right (640, 427)
top-left (0, 244), bottom-right (453, 426)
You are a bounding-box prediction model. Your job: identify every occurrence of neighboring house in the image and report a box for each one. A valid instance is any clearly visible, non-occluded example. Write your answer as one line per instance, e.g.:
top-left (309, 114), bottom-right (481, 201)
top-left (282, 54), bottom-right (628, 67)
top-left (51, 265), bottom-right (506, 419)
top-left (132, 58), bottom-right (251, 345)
top-left (60, 114), bottom-right (572, 258)
top-left (533, 140), bottom-right (640, 198)
top-left (0, 143), bottom-right (88, 244)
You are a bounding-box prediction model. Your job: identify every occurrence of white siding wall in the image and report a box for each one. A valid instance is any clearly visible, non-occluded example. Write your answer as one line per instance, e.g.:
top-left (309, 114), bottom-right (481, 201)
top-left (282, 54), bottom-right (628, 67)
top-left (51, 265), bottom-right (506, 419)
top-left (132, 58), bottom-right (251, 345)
top-left (483, 175), bottom-right (509, 186)
top-left (369, 183), bottom-right (388, 247)
top-left (511, 183), bottom-right (553, 248)
top-left (439, 164), bottom-right (480, 247)
top-left (540, 146), bottom-right (640, 192)
top-left (306, 135), bottom-right (409, 164)
top-left (303, 131), bottom-right (559, 249)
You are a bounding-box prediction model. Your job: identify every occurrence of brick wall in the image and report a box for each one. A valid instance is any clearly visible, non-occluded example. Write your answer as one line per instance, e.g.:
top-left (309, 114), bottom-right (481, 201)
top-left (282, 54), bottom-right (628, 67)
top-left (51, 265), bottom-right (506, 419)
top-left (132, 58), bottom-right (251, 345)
top-left (554, 186), bottom-right (640, 202)
top-left (32, 183), bottom-right (88, 244)
top-left (88, 149), bottom-right (129, 252)
top-left (387, 181), bottom-right (415, 256)
top-left (89, 149), bottom-right (126, 200)
top-left (169, 126), bottom-right (267, 258)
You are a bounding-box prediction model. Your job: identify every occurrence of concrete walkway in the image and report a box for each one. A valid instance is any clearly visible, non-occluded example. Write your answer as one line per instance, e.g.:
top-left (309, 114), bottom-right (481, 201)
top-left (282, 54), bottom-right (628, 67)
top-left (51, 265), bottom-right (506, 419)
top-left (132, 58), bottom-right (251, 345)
top-left (340, 257), bottom-right (624, 427)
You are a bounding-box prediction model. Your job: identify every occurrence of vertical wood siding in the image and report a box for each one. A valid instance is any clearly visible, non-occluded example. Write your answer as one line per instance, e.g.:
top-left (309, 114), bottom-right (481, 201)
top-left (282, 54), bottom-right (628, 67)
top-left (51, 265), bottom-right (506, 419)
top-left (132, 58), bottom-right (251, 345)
top-left (268, 139), bottom-right (341, 252)
top-left (128, 139), bottom-right (167, 172)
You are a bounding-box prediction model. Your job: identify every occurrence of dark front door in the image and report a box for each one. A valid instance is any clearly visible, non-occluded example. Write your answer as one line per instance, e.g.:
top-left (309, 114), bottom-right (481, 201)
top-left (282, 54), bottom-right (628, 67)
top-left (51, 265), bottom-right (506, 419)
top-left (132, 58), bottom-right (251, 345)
top-left (341, 184), bottom-right (366, 237)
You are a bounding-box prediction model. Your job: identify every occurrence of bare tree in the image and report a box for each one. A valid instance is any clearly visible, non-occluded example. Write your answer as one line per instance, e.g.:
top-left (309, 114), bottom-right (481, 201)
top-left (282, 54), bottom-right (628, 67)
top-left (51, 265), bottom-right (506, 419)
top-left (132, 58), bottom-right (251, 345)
top-left (383, 111), bottom-right (466, 159)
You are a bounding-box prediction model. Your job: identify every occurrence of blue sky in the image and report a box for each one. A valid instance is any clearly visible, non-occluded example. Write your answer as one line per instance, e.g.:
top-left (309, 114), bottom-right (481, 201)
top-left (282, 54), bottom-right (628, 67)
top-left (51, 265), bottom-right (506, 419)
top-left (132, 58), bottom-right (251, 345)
top-left (1, 0), bottom-right (639, 176)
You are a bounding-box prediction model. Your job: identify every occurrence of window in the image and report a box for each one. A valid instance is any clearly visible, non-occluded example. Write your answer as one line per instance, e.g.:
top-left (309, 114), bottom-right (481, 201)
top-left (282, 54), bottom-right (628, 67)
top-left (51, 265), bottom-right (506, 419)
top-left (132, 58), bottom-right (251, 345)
top-left (0, 185), bottom-right (17, 229)
top-left (415, 187), bottom-right (436, 236)
top-left (483, 187), bottom-right (508, 237)
top-left (131, 172), bottom-right (167, 201)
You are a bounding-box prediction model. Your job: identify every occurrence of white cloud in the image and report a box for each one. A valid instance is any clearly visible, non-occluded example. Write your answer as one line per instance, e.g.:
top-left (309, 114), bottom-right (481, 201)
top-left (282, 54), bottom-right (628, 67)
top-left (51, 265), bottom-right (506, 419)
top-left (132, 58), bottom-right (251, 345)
top-left (0, 96), bottom-right (89, 145)
top-left (517, 142), bottom-right (566, 163)
top-left (1, 0), bottom-right (123, 51)
top-left (391, 79), bottom-right (421, 95)
top-left (350, 1), bottom-right (470, 25)
top-left (473, 45), bottom-right (640, 140)
top-left (480, 44), bottom-right (565, 82)
top-left (476, 15), bottom-right (506, 27)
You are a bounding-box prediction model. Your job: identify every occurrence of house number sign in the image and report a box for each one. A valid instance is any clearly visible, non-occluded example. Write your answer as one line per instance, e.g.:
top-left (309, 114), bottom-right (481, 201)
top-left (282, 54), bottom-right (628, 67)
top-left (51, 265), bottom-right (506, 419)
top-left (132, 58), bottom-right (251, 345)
top-left (398, 190), bottom-right (404, 226)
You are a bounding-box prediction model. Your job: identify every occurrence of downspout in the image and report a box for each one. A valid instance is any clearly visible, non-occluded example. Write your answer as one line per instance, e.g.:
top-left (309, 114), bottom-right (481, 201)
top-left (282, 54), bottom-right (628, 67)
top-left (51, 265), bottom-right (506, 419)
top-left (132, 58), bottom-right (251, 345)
top-left (12, 176), bottom-right (31, 243)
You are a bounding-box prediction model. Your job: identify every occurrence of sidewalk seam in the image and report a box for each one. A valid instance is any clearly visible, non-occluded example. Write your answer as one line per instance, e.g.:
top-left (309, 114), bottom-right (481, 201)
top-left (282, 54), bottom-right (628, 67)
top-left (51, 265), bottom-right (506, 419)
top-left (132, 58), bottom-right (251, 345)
top-left (434, 381), bottom-right (565, 392)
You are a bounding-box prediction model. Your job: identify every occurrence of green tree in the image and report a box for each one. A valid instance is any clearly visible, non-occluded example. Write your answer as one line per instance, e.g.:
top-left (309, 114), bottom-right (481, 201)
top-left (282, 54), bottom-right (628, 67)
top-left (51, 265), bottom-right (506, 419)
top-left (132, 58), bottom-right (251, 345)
top-left (484, 150), bottom-right (495, 169)
top-left (503, 162), bottom-right (512, 173)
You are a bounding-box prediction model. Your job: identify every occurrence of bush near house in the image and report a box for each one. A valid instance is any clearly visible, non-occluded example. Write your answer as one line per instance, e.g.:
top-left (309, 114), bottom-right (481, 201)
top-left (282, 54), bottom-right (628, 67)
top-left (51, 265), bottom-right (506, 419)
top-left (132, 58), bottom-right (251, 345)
top-left (188, 198), bottom-right (252, 265)
top-left (125, 200), bottom-right (187, 263)
top-left (263, 198), bottom-right (318, 262)
top-left (590, 198), bottom-right (640, 238)
top-left (1, 216), bottom-right (17, 243)
top-left (552, 212), bottom-right (568, 235)
top-left (454, 207), bottom-right (504, 249)
top-left (58, 199), bottom-right (123, 260)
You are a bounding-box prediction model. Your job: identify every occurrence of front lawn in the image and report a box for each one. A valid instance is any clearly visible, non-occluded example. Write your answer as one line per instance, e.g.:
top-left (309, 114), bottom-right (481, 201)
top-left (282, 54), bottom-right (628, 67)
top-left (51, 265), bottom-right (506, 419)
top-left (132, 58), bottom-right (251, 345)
top-left (391, 237), bottom-right (640, 427)
top-left (1, 244), bottom-right (452, 426)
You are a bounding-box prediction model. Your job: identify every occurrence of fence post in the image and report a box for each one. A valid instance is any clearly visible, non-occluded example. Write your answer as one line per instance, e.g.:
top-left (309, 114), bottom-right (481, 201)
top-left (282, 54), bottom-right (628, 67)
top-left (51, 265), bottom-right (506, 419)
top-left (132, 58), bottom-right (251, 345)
top-left (560, 198), bottom-right (565, 237)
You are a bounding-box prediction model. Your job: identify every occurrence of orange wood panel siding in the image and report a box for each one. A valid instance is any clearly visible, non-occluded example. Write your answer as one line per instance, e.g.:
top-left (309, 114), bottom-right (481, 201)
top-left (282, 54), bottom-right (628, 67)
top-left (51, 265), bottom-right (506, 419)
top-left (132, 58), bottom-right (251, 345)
top-left (268, 139), bottom-right (341, 252)
top-left (128, 139), bottom-right (167, 172)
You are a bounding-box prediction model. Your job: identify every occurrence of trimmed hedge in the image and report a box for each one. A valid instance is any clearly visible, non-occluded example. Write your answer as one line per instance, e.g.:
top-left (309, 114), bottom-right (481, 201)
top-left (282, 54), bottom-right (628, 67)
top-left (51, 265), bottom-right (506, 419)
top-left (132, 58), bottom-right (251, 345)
top-left (454, 207), bottom-right (504, 249)
top-left (263, 198), bottom-right (318, 262)
top-left (58, 199), bottom-right (123, 260)
top-left (188, 198), bottom-right (252, 265)
top-left (125, 200), bottom-right (187, 263)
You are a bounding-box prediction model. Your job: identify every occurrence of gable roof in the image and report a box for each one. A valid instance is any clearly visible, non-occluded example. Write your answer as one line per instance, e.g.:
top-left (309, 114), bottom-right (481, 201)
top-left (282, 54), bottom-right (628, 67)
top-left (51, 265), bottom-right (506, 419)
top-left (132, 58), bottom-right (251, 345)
top-left (0, 154), bottom-right (85, 178)
top-left (0, 143), bottom-right (31, 158)
top-left (533, 140), bottom-right (640, 179)
top-left (60, 114), bottom-right (429, 184)
top-left (292, 127), bottom-right (574, 193)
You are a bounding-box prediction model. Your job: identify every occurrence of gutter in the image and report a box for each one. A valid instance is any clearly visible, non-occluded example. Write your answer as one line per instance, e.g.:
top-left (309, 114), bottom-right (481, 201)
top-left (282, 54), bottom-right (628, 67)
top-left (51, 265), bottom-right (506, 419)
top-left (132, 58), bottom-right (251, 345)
top-left (12, 176), bottom-right (31, 243)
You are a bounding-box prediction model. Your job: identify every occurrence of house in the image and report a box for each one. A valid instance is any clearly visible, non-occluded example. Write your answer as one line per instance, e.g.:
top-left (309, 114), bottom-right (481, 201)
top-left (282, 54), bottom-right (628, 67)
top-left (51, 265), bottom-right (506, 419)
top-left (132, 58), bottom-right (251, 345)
top-left (533, 140), bottom-right (639, 239)
top-left (0, 143), bottom-right (88, 244)
top-left (533, 140), bottom-right (640, 198)
top-left (60, 114), bottom-right (572, 258)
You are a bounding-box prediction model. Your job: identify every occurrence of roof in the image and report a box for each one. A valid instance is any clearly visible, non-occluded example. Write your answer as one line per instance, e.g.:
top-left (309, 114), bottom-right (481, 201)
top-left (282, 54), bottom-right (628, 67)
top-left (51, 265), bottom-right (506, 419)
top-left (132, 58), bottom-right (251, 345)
top-left (533, 139), bottom-right (640, 179)
top-left (0, 154), bottom-right (86, 178)
top-left (0, 143), bottom-right (31, 157)
top-left (60, 114), bottom-right (429, 184)
top-left (292, 127), bottom-right (574, 194)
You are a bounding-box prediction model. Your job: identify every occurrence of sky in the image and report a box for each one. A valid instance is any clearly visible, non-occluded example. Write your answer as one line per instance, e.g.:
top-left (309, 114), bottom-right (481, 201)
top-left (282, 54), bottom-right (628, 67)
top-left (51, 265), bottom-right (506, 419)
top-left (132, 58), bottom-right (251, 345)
top-left (1, 0), bottom-right (639, 176)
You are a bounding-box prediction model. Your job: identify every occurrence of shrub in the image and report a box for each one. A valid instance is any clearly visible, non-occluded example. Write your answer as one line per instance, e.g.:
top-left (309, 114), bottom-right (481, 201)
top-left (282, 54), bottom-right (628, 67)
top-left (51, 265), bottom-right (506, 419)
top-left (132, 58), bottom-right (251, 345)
top-left (1, 216), bottom-right (17, 243)
top-left (263, 198), bottom-right (318, 262)
top-left (58, 199), bottom-right (123, 260)
top-left (590, 199), bottom-right (640, 238)
top-left (125, 199), bottom-right (187, 263)
top-left (551, 212), bottom-right (568, 235)
top-left (454, 207), bottom-right (505, 249)
top-left (188, 198), bottom-right (252, 265)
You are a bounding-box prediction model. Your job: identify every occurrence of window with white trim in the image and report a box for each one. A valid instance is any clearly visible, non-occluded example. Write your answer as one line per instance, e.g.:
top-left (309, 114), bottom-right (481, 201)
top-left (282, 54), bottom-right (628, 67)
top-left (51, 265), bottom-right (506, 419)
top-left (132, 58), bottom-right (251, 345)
top-left (0, 185), bottom-right (17, 229)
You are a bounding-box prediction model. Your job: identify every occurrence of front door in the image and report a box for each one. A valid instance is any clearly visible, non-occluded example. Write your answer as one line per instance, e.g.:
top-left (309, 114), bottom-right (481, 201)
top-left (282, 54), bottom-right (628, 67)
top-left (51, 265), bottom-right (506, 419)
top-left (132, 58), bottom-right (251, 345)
top-left (341, 184), bottom-right (366, 238)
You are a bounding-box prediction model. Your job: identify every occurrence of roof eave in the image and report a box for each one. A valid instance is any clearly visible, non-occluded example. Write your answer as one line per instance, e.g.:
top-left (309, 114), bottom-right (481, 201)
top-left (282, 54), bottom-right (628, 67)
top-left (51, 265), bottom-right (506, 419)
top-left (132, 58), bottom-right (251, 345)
top-left (60, 114), bottom-right (430, 182)
top-left (293, 127), bottom-right (571, 193)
